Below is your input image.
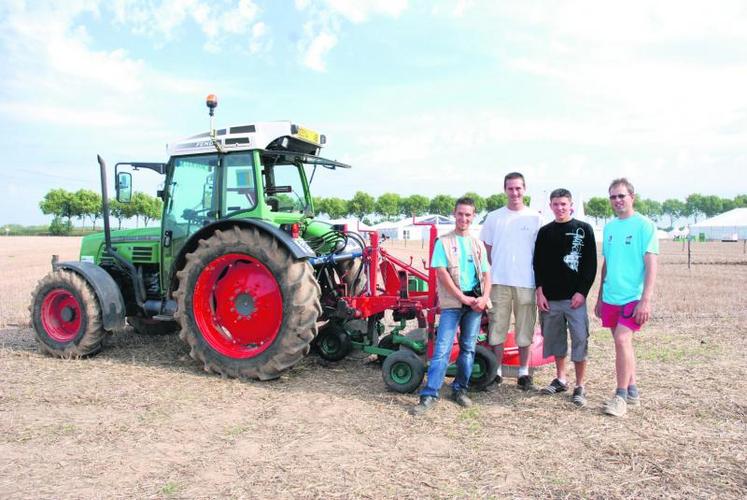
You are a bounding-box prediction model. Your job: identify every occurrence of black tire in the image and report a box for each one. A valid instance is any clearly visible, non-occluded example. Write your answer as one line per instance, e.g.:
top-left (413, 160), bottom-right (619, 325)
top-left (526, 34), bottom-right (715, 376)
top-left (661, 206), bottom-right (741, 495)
top-left (29, 269), bottom-right (106, 358)
top-left (315, 321), bottom-right (352, 361)
top-left (376, 333), bottom-right (396, 363)
top-left (174, 226), bottom-right (321, 380)
top-left (127, 316), bottom-right (179, 335)
top-left (336, 257), bottom-right (367, 296)
top-left (382, 349), bottom-right (425, 393)
top-left (470, 344), bottom-right (498, 391)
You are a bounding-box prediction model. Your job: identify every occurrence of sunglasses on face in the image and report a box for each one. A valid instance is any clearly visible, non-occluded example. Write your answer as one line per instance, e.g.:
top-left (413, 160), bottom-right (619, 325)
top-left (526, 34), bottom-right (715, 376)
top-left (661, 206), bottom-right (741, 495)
top-left (609, 194), bottom-right (628, 200)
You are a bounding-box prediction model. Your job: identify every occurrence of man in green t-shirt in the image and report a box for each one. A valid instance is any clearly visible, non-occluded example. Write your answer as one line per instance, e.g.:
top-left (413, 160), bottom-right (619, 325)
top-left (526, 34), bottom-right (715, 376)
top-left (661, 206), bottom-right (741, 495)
top-left (595, 178), bottom-right (659, 417)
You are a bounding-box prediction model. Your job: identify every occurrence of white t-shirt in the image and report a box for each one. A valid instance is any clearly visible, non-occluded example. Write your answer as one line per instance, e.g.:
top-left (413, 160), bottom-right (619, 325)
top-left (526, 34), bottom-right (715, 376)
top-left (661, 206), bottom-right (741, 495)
top-left (479, 206), bottom-right (543, 288)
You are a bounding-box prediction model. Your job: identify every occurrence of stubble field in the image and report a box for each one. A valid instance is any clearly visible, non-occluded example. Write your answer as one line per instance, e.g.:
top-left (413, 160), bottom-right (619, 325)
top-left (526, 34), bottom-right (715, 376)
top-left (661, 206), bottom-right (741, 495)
top-left (0, 236), bottom-right (745, 498)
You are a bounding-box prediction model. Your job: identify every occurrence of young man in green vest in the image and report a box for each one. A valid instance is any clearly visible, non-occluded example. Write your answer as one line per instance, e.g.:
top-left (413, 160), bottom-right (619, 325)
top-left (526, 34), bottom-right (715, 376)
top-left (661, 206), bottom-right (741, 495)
top-left (410, 197), bottom-right (491, 416)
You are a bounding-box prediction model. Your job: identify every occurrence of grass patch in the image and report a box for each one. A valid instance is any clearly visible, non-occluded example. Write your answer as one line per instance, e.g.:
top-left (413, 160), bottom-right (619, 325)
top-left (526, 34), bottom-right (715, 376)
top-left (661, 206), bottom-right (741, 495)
top-left (160, 482), bottom-right (181, 496)
top-left (458, 406), bottom-right (481, 432)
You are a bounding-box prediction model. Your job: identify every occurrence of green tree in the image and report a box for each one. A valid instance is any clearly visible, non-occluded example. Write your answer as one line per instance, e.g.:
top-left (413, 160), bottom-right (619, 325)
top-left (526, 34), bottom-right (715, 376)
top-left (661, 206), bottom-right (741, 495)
top-left (401, 194), bottom-right (430, 217)
top-left (109, 199), bottom-right (126, 230)
top-left (132, 192), bottom-right (162, 227)
top-left (635, 198), bottom-right (662, 222)
top-left (462, 192), bottom-right (486, 213)
top-left (430, 194), bottom-right (456, 216)
top-left (72, 189), bottom-right (102, 229)
top-left (348, 191), bottom-right (375, 220)
top-left (662, 198), bottom-right (686, 228)
top-left (375, 193), bottom-right (401, 220)
top-left (39, 188), bottom-right (74, 226)
top-left (685, 193), bottom-right (704, 222)
top-left (323, 197), bottom-right (348, 219)
top-left (485, 193), bottom-right (507, 211)
top-left (734, 194), bottom-right (747, 208)
top-left (48, 216), bottom-right (72, 235)
top-left (721, 198), bottom-right (735, 213)
top-left (584, 197), bottom-right (612, 225)
top-left (700, 195), bottom-right (723, 218)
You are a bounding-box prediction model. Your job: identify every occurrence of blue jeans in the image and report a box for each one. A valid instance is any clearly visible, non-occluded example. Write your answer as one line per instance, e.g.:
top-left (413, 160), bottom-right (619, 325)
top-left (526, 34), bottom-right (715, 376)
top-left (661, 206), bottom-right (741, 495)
top-left (420, 306), bottom-right (482, 397)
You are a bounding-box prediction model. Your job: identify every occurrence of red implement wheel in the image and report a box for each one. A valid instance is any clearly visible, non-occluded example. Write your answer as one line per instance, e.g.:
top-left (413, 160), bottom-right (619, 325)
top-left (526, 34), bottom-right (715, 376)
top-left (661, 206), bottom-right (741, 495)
top-left (29, 269), bottom-right (106, 357)
top-left (174, 226), bottom-right (321, 380)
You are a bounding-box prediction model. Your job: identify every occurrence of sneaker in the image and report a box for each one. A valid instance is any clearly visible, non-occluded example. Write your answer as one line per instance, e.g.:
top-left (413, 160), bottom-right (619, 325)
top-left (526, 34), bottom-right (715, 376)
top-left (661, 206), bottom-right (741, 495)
top-left (452, 390), bottom-right (473, 408)
top-left (517, 375), bottom-right (535, 391)
top-left (603, 395), bottom-right (627, 417)
top-left (409, 395), bottom-right (437, 416)
top-left (484, 374), bottom-right (503, 392)
top-left (627, 393), bottom-right (640, 407)
top-left (571, 387), bottom-right (587, 407)
top-left (540, 378), bottom-right (568, 395)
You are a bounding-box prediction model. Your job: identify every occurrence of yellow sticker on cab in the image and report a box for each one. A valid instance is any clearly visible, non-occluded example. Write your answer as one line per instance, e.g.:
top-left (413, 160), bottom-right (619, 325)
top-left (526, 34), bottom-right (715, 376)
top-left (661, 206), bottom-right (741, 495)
top-left (296, 126), bottom-right (320, 144)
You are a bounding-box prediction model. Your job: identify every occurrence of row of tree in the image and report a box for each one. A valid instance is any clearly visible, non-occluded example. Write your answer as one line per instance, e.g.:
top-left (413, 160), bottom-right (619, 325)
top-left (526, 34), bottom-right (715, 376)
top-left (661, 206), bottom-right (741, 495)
top-left (314, 191), bottom-right (518, 220)
top-left (38, 187), bottom-right (746, 235)
top-left (584, 193), bottom-right (747, 226)
top-left (39, 188), bottom-right (162, 235)
top-left (316, 191), bottom-right (747, 226)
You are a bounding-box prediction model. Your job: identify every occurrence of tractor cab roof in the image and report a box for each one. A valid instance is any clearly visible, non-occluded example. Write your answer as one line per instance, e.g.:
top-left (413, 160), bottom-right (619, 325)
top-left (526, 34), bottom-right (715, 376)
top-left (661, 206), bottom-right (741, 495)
top-left (168, 121), bottom-right (326, 158)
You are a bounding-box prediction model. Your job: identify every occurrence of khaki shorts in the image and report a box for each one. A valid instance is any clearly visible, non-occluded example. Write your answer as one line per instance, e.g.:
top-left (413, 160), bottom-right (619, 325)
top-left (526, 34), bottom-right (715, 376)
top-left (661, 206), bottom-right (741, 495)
top-left (488, 284), bottom-right (536, 348)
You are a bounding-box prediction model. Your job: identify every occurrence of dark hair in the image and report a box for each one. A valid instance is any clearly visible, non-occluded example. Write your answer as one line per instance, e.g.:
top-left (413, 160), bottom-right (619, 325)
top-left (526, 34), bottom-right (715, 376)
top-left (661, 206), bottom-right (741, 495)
top-left (550, 188), bottom-right (572, 200)
top-left (455, 197), bottom-right (475, 210)
top-left (504, 172), bottom-right (525, 188)
top-left (609, 177), bottom-right (635, 195)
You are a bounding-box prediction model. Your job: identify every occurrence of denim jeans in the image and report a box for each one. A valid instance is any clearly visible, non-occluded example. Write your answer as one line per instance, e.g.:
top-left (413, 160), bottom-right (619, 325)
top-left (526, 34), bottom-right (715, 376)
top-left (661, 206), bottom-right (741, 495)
top-left (420, 306), bottom-right (482, 397)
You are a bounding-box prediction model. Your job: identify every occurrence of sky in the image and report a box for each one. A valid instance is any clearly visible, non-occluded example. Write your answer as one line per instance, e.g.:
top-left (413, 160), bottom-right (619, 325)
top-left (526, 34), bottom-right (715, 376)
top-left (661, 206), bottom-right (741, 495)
top-left (1, 0), bottom-right (746, 226)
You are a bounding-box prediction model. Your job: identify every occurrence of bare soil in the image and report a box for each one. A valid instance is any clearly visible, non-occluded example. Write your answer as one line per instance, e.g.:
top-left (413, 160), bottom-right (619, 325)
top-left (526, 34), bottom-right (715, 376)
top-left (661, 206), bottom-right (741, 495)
top-left (1, 236), bottom-right (745, 498)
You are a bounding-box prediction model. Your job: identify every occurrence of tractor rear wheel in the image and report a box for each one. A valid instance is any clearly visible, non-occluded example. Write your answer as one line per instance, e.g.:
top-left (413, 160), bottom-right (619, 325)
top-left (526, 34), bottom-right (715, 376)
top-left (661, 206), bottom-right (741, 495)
top-left (174, 226), bottom-right (321, 380)
top-left (127, 317), bottom-right (179, 335)
top-left (29, 269), bottom-right (106, 358)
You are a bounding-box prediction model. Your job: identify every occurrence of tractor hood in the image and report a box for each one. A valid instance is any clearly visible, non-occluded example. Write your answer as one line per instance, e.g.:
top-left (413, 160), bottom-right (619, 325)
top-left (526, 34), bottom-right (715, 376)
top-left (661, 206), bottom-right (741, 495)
top-left (80, 227), bottom-right (161, 262)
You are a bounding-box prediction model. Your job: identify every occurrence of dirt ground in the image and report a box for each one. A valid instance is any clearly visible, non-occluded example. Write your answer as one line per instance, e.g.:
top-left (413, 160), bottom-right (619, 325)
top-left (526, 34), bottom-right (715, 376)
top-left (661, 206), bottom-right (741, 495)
top-left (1, 236), bottom-right (745, 498)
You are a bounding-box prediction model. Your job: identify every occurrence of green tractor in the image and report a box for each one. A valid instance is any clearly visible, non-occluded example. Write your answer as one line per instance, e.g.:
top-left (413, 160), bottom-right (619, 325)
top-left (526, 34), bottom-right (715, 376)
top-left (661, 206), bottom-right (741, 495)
top-left (30, 95), bottom-right (366, 380)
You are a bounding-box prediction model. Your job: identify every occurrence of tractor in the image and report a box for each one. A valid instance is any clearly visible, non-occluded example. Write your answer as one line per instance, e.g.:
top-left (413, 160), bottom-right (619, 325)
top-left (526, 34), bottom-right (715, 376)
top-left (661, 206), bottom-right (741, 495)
top-left (30, 94), bottom-right (366, 380)
top-left (29, 95), bottom-right (549, 390)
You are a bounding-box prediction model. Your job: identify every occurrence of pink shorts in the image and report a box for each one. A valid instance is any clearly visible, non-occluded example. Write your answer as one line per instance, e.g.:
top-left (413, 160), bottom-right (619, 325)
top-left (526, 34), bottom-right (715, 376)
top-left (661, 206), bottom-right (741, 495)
top-left (600, 301), bottom-right (642, 332)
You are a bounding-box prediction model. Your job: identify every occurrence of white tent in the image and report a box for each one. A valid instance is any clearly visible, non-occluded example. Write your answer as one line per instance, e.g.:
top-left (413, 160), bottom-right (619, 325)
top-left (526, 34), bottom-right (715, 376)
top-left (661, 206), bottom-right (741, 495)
top-left (690, 208), bottom-right (747, 241)
top-left (374, 215), bottom-right (454, 241)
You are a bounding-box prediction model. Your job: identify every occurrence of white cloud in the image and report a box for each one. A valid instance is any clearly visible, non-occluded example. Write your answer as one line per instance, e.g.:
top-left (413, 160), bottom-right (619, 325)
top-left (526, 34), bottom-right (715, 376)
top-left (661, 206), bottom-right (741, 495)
top-left (111, 0), bottom-right (263, 53)
top-left (296, 0), bottom-right (408, 71)
top-left (249, 22), bottom-right (271, 54)
top-left (0, 1), bottom-right (211, 128)
top-left (302, 29), bottom-right (338, 72)
top-left (322, 0), bottom-right (407, 23)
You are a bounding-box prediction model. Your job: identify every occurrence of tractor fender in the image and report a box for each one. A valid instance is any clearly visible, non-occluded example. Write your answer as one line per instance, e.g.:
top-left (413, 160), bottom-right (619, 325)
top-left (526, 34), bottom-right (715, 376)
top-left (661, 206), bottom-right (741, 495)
top-left (169, 218), bottom-right (315, 294)
top-left (55, 261), bottom-right (127, 332)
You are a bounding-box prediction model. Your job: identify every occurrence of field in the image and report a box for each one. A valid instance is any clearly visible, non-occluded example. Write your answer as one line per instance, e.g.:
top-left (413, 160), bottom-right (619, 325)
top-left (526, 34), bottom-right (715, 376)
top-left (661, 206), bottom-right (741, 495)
top-left (1, 236), bottom-right (745, 498)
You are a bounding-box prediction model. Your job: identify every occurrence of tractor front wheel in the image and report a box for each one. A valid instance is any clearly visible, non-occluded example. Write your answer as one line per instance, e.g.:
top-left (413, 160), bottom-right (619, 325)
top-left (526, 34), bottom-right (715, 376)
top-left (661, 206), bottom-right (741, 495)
top-left (29, 269), bottom-right (106, 358)
top-left (382, 349), bottom-right (425, 393)
top-left (174, 226), bottom-right (321, 380)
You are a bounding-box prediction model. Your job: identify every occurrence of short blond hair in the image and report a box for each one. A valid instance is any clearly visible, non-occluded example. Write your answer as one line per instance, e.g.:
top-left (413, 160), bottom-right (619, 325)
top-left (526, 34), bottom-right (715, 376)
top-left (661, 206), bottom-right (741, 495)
top-left (609, 178), bottom-right (635, 195)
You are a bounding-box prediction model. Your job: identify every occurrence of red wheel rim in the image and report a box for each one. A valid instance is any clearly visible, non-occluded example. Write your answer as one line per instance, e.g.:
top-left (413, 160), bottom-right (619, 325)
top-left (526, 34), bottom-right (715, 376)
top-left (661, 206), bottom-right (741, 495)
top-left (193, 253), bottom-right (283, 358)
top-left (40, 288), bottom-right (82, 342)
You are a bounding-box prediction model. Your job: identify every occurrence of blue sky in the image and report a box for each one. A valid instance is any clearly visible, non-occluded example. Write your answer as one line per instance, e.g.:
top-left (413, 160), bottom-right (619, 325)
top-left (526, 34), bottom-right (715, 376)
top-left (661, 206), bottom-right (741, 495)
top-left (2, 0), bottom-right (746, 226)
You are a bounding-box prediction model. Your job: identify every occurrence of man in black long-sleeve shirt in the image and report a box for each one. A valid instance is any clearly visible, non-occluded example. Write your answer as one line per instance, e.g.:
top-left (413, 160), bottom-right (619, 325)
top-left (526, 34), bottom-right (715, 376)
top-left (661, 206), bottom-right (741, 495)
top-left (533, 189), bottom-right (597, 406)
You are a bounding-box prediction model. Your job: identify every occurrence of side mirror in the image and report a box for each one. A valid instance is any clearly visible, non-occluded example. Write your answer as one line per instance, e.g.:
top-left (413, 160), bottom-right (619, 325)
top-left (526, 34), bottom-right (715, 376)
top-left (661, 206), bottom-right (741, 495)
top-left (116, 172), bottom-right (132, 203)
